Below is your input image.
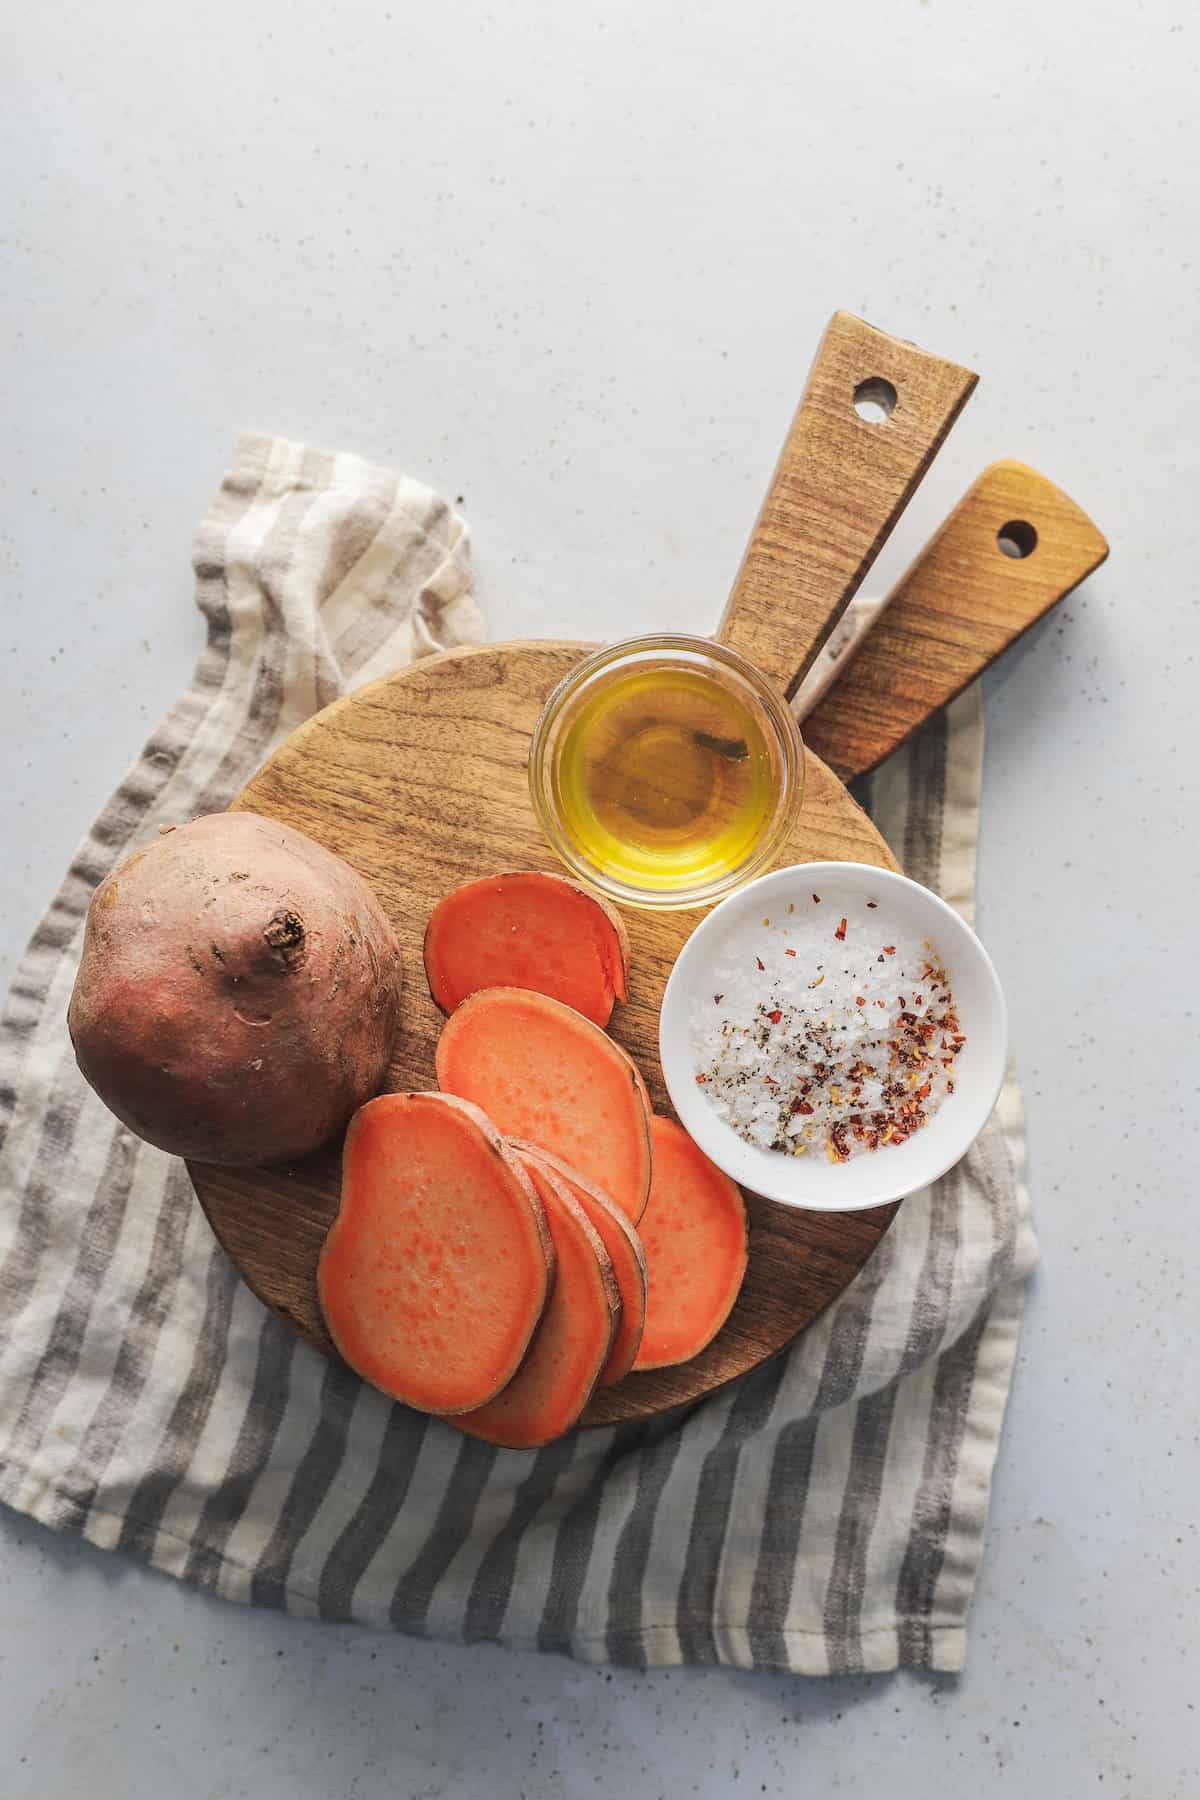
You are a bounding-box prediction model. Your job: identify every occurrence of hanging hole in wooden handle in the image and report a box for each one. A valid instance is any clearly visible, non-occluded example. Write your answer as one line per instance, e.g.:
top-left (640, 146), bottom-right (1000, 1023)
top-left (853, 377), bottom-right (898, 423)
top-left (997, 519), bottom-right (1038, 559)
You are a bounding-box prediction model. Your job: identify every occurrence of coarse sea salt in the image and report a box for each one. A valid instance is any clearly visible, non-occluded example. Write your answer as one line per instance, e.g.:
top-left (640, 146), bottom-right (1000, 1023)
top-left (689, 892), bottom-right (966, 1162)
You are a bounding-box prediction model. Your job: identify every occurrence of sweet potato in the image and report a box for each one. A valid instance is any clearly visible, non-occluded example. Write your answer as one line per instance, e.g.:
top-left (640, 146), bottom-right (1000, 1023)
top-left (424, 870), bottom-right (630, 1027)
top-left (512, 1143), bottom-right (647, 1386)
top-left (67, 812), bottom-right (402, 1166)
top-left (455, 1153), bottom-right (619, 1446)
top-left (318, 1092), bottom-right (554, 1414)
top-left (632, 1116), bottom-right (748, 1371)
top-left (435, 987), bottom-right (652, 1222)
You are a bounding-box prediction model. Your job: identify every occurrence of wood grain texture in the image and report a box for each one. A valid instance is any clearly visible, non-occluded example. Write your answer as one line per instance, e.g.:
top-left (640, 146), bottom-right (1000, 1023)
top-left (803, 459), bottom-right (1110, 780)
top-left (188, 641), bottom-right (900, 1426)
top-left (717, 311), bottom-right (978, 697)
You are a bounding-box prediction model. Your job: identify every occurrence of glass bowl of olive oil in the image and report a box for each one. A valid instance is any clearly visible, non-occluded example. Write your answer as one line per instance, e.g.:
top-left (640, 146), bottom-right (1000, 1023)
top-left (528, 634), bottom-right (805, 910)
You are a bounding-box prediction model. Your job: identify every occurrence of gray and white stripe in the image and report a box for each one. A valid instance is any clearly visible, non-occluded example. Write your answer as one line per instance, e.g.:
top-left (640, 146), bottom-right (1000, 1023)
top-left (0, 440), bottom-right (1036, 1675)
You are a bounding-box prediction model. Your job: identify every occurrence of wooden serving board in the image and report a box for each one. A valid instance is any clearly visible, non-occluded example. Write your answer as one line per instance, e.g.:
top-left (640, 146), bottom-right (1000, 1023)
top-left (191, 650), bottom-right (902, 1425)
top-left (189, 313), bottom-right (1104, 1428)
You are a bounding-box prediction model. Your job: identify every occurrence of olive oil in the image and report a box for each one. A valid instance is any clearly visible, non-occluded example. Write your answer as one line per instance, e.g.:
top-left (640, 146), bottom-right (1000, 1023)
top-left (552, 664), bottom-right (778, 892)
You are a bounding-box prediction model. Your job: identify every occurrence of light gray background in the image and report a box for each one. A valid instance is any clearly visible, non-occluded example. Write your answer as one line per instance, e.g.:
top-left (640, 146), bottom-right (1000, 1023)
top-left (3, 2), bottom-right (1197, 1795)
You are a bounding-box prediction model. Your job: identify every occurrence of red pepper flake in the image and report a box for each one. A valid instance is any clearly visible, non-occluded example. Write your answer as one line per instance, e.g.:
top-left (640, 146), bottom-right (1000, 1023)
top-left (855, 995), bottom-right (865, 1007)
top-left (714, 993), bottom-right (724, 1005)
top-left (883, 945), bottom-right (896, 956)
top-left (827, 1125), bottom-right (851, 1162)
top-left (796, 1101), bottom-right (815, 1116)
top-left (785, 947), bottom-right (797, 957)
top-left (756, 957), bottom-right (765, 972)
top-left (695, 1072), bottom-right (707, 1084)
top-left (834, 917), bottom-right (847, 942)
top-left (812, 893), bottom-right (821, 904)
top-left (767, 1009), bottom-right (783, 1024)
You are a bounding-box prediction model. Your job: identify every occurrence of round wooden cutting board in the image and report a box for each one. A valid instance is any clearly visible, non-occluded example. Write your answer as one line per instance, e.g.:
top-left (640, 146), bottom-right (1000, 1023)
top-left (190, 641), bottom-right (901, 1424)
top-left (189, 313), bottom-right (983, 1425)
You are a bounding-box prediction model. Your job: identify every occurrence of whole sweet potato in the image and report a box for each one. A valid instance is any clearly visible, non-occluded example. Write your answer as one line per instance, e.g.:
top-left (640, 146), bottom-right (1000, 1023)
top-left (68, 812), bottom-right (402, 1166)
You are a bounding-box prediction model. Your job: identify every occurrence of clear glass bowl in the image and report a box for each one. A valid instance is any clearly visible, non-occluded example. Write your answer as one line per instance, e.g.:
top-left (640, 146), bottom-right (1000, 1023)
top-left (528, 633), bottom-right (805, 911)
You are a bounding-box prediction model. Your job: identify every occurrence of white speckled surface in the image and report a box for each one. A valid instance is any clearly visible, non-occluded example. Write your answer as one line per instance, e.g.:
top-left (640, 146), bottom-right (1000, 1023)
top-left (3, 2), bottom-right (1197, 1794)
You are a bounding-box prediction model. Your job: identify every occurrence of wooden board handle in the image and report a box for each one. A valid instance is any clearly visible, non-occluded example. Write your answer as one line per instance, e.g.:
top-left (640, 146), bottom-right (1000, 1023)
top-left (716, 311), bottom-right (978, 698)
top-left (800, 459), bottom-right (1110, 781)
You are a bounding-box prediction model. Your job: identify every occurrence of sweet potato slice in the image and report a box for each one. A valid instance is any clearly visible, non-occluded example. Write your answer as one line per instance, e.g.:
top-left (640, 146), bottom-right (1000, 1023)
top-left (424, 870), bottom-right (630, 1027)
top-left (435, 987), bottom-right (652, 1223)
top-left (318, 1092), bottom-right (554, 1414)
top-left (455, 1156), bottom-right (619, 1447)
top-left (513, 1142), bottom-right (647, 1386)
top-left (633, 1115), bottom-right (748, 1371)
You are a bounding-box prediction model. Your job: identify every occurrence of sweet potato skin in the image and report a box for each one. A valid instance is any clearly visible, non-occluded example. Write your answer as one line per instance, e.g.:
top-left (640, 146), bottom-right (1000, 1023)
top-left (67, 812), bottom-right (402, 1166)
top-left (319, 1092), bottom-right (554, 1414)
top-left (423, 870), bottom-right (630, 1025)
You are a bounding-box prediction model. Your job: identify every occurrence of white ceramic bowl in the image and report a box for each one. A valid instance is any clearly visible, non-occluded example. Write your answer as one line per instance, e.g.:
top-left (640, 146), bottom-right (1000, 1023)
top-left (659, 862), bottom-right (1008, 1211)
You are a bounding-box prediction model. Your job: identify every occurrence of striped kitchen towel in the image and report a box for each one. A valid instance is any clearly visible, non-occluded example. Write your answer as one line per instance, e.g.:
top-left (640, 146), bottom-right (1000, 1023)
top-left (0, 435), bottom-right (1037, 1675)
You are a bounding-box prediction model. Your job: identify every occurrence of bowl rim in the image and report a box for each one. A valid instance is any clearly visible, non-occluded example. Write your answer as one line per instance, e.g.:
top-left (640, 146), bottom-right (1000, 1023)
top-left (658, 861), bottom-right (1009, 1211)
top-left (527, 631), bottom-right (805, 912)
